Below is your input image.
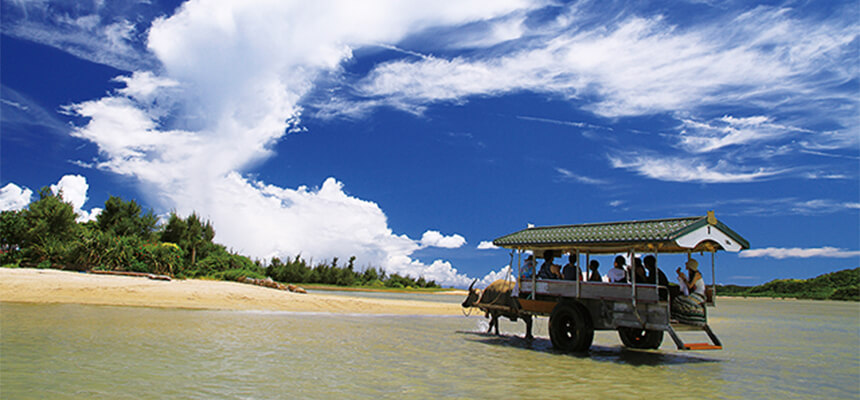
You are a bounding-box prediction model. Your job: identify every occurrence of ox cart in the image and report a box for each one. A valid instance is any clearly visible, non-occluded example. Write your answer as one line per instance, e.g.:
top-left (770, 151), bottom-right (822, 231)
top-left (480, 211), bottom-right (749, 352)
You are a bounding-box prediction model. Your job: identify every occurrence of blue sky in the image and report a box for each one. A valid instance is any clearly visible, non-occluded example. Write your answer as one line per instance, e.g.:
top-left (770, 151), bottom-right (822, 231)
top-left (1, 0), bottom-right (857, 287)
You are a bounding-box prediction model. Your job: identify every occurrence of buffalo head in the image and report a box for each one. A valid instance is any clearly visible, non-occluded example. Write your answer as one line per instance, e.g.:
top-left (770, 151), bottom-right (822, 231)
top-left (461, 278), bottom-right (481, 308)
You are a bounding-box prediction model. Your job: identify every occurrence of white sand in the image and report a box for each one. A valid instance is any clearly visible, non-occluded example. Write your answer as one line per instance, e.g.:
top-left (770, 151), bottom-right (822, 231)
top-left (0, 268), bottom-right (463, 315)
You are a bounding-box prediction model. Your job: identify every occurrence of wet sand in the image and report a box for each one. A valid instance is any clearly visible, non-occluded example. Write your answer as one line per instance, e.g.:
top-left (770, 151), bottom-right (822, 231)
top-left (0, 268), bottom-right (462, 315)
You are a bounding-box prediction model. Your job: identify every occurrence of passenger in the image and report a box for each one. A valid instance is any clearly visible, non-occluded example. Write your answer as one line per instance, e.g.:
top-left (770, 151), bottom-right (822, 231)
top-left (607, 256), bottom-right (627, 283)
top-left (537, 251), bottom-right (558, 279)
top-left (631, 257), bottom-right (647, 283)
top-left (521, 254), bottom-right (536, 280)
top-left (551, 264), bottom-right (563, 279)
top-left (587, 260), bottom-right (602, 282)
top-left (562, 254), bottom-right (581, 281)
top-left (671, 258), bottom-right (707, 326)
top-left (643, 255), bottom-right (669, 300)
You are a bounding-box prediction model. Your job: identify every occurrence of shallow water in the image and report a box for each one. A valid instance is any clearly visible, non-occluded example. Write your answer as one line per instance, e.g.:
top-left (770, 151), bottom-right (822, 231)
top-left (1, 298), bottom-right (857, 399)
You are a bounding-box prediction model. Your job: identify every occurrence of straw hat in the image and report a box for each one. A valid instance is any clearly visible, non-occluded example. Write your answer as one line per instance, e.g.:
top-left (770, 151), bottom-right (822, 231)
top-left (685, 259), bottom-right (699, 271)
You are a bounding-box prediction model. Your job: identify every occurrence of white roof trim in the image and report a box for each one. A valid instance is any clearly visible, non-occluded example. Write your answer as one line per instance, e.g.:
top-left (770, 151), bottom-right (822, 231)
top-left (675, 224), bottom-right (743, 252)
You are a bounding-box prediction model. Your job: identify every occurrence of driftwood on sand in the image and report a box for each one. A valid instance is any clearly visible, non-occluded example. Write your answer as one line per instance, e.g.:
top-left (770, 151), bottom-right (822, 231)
top-left (88, 270), bottom-right (172, 281)
top-left (240, 277), bottom-right (306, 294)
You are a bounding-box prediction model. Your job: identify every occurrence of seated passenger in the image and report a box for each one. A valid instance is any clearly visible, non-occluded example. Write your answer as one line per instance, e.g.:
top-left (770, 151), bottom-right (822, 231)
top-left (643, 255), bottom-right (669, 300)
top-left (607, 256), bottom-right (627, 283)
top-left (631, 257), bottom-right (648, 283)
top-left (587, 260), bottom-right (602, 282)
top-left (562, 254), bottom-right (581, 281)
top-left (671, 258), bottom-right (707, 326)
top-left (521, 254), bottom-right (536, 280)
top-left (537, 251), bottom-right (560, 279)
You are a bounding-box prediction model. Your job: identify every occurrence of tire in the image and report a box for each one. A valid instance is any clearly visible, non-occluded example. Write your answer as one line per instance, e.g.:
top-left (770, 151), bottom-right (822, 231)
top-left (617, 327), bottom-right (664, 349)
top-left (549, 302), bottom-right (594, 352)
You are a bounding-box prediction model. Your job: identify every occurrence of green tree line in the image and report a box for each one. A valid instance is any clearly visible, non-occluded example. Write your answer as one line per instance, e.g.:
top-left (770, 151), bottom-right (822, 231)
top-left (716, 268), bottom-right (859, 301)
top-left (0, 188), bottom-right (438, 289)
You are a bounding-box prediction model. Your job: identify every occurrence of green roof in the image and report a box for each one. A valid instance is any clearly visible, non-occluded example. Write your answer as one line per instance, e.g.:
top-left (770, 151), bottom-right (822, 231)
top-left (492, 214), bottom-right (749, 254)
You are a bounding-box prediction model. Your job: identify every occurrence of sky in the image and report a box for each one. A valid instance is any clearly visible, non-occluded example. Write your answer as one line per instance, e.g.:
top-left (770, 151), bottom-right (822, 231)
top-left (1, 0), bottom-right (857, 288)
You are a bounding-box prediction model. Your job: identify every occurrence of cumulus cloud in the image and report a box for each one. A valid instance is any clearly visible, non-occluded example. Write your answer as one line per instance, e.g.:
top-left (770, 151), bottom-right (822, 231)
top-left (1, 176), bottom-right (101, 221)
top-left (740, 247), bottom-right (860, 259)
top-left (477, 265), bottom-right (515, 287)
top-left (49, 175), bottom-right (101, 222)
top-left (420, 230), bottom-right (466, 249)
top-left (62, 0), bottom-right (537, 286)
top-left (0, 183), bottom-right (32, 211)
top-left (477, 241), bottom-right (499, 250)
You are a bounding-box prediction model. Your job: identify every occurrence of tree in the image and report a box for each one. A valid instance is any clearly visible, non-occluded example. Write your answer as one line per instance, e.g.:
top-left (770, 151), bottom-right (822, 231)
top-left (20, 188), bottom-right (80, 265)
top-left (160, 212), bottom-right (215, 266)
top-left (97, 196), bottom-right (157, 239)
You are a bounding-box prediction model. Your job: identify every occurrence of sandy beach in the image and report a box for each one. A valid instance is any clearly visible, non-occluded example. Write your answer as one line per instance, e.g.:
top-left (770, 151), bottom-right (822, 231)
top-left (0, 268), bottom-right (463, 315)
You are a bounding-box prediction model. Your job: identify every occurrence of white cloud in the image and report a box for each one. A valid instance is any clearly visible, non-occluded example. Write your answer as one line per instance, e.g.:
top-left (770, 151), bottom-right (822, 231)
top-left (677, 115), bottom-right (811, 154)
top-left (0, 183), bottom-right (33, 211)
top-left (420, 230), bottom-right (466, 249)
top-left (337, 7), bottom-right (856, 124)
top-left (49, 175), bottom-right (101, 222)
top-left (555, 167), bottom-right (607, 185)
top-left (50, 175), bottom-right (88, 212)
top-left (63, 0), bottom-right (538, 287)
top-left (740, 247), bottom-right (860, 259)
top-left (608, 154), bottom-right (783, 183)
top-left (477, 241), bottom-right (499, 250)
top-left (477, 265), bottom-right (515, 287)
top-left (2, 2), bottom-right (156, 71)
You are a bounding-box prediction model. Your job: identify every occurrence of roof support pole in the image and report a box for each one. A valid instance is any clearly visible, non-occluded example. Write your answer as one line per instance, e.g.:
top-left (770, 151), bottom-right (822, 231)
top-left (711, 251), bottom-right (716, 307)
top-left (575, 250), bottom-right (581, 298)
top-left (630, 248), bottom-right (636, 308)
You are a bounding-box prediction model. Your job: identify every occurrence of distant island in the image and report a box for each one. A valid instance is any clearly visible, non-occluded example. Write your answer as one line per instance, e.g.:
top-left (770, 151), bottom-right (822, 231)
top-left (716, 268), bottom-right (859, 301)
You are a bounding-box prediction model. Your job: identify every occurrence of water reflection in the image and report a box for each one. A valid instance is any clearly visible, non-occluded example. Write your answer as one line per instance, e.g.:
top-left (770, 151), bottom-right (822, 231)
top-left (459, 330), bottom-right (719, 366)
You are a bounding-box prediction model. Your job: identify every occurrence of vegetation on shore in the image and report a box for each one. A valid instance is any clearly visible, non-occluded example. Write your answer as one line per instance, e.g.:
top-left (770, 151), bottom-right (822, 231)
top-left (716, 268), bottom-right (859, 301)
top-left (0, 188), bottom-right (439, 289)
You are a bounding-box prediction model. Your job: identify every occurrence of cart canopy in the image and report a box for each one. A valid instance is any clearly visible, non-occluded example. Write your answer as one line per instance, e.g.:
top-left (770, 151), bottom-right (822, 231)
top-left (492, 211), bottom-right (749, 254)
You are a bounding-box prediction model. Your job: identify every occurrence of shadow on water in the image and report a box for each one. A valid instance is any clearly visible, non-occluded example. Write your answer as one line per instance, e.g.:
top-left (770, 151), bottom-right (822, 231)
top-left (456, 331), bottom-right (719, 366)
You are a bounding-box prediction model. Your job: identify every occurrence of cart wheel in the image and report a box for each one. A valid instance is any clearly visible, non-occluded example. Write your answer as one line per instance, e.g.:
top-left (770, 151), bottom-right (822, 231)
top-left (549, 302), bottom-right (594, 352)
top-left (618, 327), bottom-right (664, 349)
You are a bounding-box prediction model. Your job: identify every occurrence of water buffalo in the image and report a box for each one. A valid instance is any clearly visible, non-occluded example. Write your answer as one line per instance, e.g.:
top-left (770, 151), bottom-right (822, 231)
top-left (462, 279), bottom-right (534, 340)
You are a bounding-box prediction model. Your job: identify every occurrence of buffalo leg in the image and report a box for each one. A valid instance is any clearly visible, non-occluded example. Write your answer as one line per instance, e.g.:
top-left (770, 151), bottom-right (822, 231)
top-left (524, 315), bottom-right (534, 340)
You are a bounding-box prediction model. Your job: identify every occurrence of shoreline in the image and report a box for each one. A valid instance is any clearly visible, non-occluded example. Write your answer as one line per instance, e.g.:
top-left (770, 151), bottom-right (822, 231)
top-left (0, 268), bottom-right (462, 315)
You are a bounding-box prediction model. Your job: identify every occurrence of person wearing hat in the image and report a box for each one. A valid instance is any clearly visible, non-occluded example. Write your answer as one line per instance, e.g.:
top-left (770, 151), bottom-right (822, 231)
top-left (521, 254), bottom-right (536, 280)
top-left (671, 257), bottom-right (707, 326)
top-left (676, 258), bottom-right (705, 297)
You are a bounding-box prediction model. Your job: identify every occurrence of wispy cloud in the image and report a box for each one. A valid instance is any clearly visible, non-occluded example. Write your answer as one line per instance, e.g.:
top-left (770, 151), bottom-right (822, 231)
top-left (653, 197), bottom-right (860, 217)
top-left (1, 1), bottom-right (159, 71)
top-left (1, 86), bottom-right (71, 135)
top-left (517, 115), bottom-right (610, 131)
top-left (555, 167), bottom-right (608, 185)
top-left (740, 247), bottom-right (860, 259)
top-left (608, 154), bottom-right (784, 183)
top-left (676, 115), bottom-right (811, 154)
